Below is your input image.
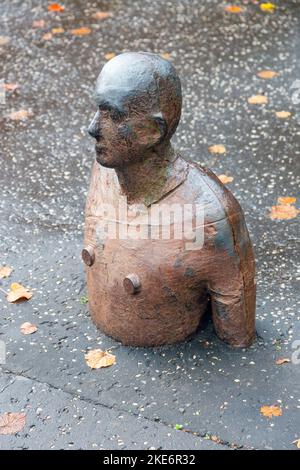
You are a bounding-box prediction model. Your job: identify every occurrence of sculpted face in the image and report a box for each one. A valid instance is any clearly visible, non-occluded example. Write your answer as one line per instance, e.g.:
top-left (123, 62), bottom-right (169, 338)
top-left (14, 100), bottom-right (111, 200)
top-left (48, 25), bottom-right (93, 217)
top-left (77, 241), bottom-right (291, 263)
top-left (88, 52), bottom-right (182, 168)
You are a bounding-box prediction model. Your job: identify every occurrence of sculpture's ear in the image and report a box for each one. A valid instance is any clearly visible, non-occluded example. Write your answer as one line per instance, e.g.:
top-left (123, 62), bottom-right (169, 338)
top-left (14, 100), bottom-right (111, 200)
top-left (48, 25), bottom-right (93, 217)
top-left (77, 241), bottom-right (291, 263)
top-left (134, 113), bottom-right (167, 147)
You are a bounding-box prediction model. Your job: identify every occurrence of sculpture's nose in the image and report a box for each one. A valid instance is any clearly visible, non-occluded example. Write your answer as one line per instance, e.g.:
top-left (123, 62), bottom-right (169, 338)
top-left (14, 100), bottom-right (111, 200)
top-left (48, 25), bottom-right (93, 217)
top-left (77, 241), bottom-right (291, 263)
top-left (88, 111), bottom-right (101, 139)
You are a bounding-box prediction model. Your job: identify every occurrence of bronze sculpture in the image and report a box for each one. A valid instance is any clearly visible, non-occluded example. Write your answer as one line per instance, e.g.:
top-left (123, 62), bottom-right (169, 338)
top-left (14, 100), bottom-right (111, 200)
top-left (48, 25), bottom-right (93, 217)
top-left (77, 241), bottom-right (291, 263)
top-left (82, 52), bottom-right (256, 347)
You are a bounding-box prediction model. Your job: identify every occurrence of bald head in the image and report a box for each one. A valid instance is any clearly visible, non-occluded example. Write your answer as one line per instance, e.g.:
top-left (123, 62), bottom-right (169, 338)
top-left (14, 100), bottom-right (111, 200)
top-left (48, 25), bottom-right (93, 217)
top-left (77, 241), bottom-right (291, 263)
top-left (94, 52), bottom-right (182, 139)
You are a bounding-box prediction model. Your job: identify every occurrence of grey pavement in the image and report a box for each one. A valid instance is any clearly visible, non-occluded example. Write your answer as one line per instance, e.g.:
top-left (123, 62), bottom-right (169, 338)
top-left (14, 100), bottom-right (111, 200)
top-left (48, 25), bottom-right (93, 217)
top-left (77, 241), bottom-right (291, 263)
top-left (0, 0), bottom-right (299, 450)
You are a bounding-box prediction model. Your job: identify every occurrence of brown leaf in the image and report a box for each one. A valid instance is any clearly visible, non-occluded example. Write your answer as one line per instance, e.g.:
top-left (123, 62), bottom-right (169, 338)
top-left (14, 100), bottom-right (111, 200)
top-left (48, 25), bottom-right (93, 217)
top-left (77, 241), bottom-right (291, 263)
top-left (160, 52), bottom-right (171, 60)
top-left (275, 358), bottom-right (290, 365)
top-left (0, 412), bottom-right (26, 435)
top-left (20, 322), bottom-right (38, 335)
top-left (105, 52), bottom-right (116, 61)
top-left (71, 27), bottom-right (91, 36)
top-left (7, 109), bottom-right (31, 121)
top-left (218, 174), bottom-right (234, 184)
top-left (0, 36), bottom-right (10, 46)
top-left (85, 349), bottom-right (116, 369)
top-left (42, 32), bottom-right (53, 41)
top-left (48, 3), bottom-right (65, 12)
top-left (257, 70), bottom-right (279, 79)
top-left (224, 6), bottom-right (243, 13)
top-left (208, 144), bottom-right (226, 154)
top-left (93, 11), bottom-right (113, 20)
top-left (0, 266), bottom-right (13, 279)
top-left (6, 283), bottom-right (33, 303)
top-left (275, 111), bottom-right (291, 119)
top-left (3, 83), bottom-right (19, 92)
top-left (52, 27), bottom-right (64, 34)
top-left (293, 439), bottom-right (300, 449)
top-left (260, 405), bottom-right (282, 418)
top-left (277, 196), bottom-right (297, 205)
top-left (32, 19), bottom-right (45, 28)
top-left (248, 95), bottom-right (268, 104)
top-left (270, 204), bottom-right (299, 220)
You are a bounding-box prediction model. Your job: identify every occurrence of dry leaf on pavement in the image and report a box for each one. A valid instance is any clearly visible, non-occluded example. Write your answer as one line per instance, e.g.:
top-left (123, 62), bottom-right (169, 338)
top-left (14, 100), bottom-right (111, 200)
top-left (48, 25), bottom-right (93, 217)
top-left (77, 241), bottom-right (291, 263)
top-left (20, 322), bottom-right (38, 335)
top-left (248, 95), bottom-right (268, 104)
top-left (0, 266), bottom-right (13, 279)
top-left (270, 197), bottom-right (299, 220)
top-left (0, 36), bottom-right (10, 46)
top-left (293, 439), bottom-right (300, 449)
top-left (218, 174), bottom-right (234, 184)
top-left (208, 145), bottom-right (226, 154)
top-left (275, 111), bottom-right (291, 119)
top-left (0, 412), bottom-right (26, 435)
top-left (42, 32), bottom-right (53, 41)
top-left (85, 349), bottom-right (116, 369)
top-left (3, 83), bottom-right (19, 92)
top-left (7, 109), bottom-right (31, 121)
top-left (52, 27), bottom-right (64, 34)
top-left (93, 12), bottom-right (113, 20)
top-left (6, 283), bottom-right (33, 303)
top-left (160, 52), bottom-right (171, 60)
top-left (71, 27), bottom-right (91, 36)
top-left (277, 197), bottom-right (297, 205)
top-left (224, 6), bottom-right (242, 13)
top-left (48, 3), bottom-right (65, 12)
top-left (260, 405), bottom-right (282, 418)
top-left (257, 70), bottom-right (279, 79)
top-left (105, 52), bottom-right (116, 60)
top-left (275, 358), bottom-right (291, 365)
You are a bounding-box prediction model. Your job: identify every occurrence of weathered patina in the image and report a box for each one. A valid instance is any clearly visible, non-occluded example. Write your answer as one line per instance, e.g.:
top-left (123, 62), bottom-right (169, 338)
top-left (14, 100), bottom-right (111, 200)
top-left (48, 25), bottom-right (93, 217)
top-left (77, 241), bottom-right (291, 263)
top-left (83, 52), bottom-right (256, 347)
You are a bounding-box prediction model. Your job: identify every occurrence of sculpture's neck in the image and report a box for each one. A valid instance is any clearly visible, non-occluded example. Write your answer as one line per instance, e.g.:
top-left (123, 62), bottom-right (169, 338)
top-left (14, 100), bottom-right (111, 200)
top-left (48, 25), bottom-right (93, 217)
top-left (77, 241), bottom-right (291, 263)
top-left (115, 143), bottom-right (178, 206)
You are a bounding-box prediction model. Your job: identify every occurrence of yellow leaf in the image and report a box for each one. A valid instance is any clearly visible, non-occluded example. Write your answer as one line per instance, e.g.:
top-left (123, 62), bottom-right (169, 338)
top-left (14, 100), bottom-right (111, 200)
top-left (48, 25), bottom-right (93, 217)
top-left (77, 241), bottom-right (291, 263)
top-left (275, 358), bottom-right (290, 365)
top-left (52, 27), bottom-right (64, 34)
top-left (0, 266), bottom-right (13, 279)
top-left (71, 27), bottom-right (91, 36)
top-left (42, 32), bottom-right (53, 41)
top-left (20, 322), bottom-right (38, 335)
top-left (208, 144), bottom-right (226, 154)
top-left (269, 204), bottom-right (299, 220)
top-left (160, 52), bottom-right (171, 60)
top-left (7, 109), bottom-right (31, 121)
top-left (85, 349), bottom-right (116, 369)
top-left (105, 52), bottom-right (116, 60)
top-left (48, 3), bottom-right (65, 12)
top-left (257, 70), bottom-right (279, 79)
top-left (93, 11), bottom-right (113, 20)
top-left (6, 283), bottom-right (33, 303)
top-left (277, 197), bottom-right (297, 205)
top-left (248, 95), bottom-right (268, 104)
top-left (218, 174), bottom-right (234, 184)
top-left (0, 413), bottom-right (26, 435)
top-left (275, 111), bottom-right (291, 119)
top-left (260, 3), bottom-right (276, 12)
top-left (260, 405), bottom-right (282, 418)
top-left (293, 439), bottom-right (300, 449)
top-left (0, 36), bottom-right (10, 46)
top-left (224, 6), bottom-right (242, 13)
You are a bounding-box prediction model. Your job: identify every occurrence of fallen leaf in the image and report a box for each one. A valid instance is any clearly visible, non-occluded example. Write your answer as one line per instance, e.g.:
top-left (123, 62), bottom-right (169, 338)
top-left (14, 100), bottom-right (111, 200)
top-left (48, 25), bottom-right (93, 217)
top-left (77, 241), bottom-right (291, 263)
top-left (160, 52), bottom-right (171, 60)
top-left (20, 322), bottom-right (38, 335)
top-left (93, 11), bottom-right (113, 20)
top-left (248, 95), bottom-right (268, 104)
top-left (293, 439), bottom-right (300, 449)
top-left (211, 435), bottom-right (221, 443)
top-left (174, 424), bottom-right (183, 430)
top-left (0, 36), bottom-right (10, 46)
top-left (275, 111), bottom-right (291, 119)
top-left (7, 109), bottom-right (31, 121)
top-left (276, 358), bottom-right (291, 365)
top-left (260, 405), bottom-right (282, 418)
top-left (52, 27), bottom-right (64, 34)
top-left (105, 52), bottom-right (116, 60)
top-left (6, 283), bottom-right (33, 303)
top-left (48, 3), bottom-right (65, 12)
top-left (0, 412), bottom-right (26, 435)
top-left (257, 70), bottom-right (279, 79)
top-left (0, 266), bottom-right (13, 279)
top-left (277, 196), bottom-right (297, 205)
top-left (71, 27), bottom-right (91, 36)
top-left (85, 349), bottom-right (116, 369)
top-left (260, 2), bottom-right (276, 12)
top-left (3, 83), bottom-right (19, 92)
top-left (270, 204), bottom-right (299, 220)
top-left (208, 144), bottom-right (226, 154)
top-left (218, 174), bottom-right (234, 184)
top-left (224, 6), bottom-right (243, 13)
top-left (32, 19), bottom-right (45, 28)
top-left (42, 32), bottom-right (53, 41)
top-left (79, 295), bottom-right (89, 304)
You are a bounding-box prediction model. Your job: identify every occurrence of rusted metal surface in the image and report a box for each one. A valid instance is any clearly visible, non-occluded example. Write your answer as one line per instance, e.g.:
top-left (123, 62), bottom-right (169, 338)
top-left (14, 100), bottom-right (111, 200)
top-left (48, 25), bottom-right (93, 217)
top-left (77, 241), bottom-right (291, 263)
top-left (83, 52), bottom-right (256, 348)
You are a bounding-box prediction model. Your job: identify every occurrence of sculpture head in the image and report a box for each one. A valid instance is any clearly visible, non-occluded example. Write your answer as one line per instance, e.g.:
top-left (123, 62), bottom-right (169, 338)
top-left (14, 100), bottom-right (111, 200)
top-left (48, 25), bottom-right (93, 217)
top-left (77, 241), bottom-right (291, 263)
top-left (88, 52), bottom-right (182, 168)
